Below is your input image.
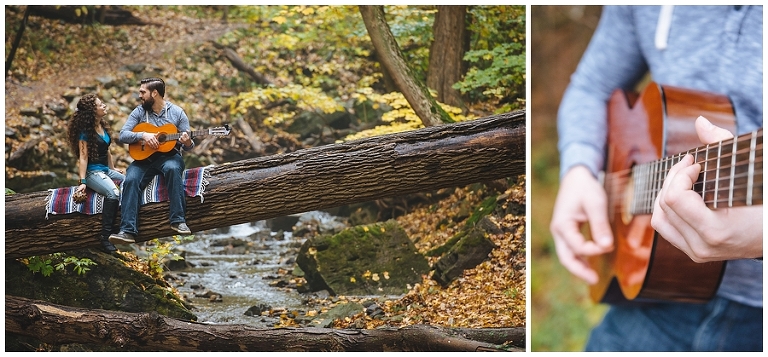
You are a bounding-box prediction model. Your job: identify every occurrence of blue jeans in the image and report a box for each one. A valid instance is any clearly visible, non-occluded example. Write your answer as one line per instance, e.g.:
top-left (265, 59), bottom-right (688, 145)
top-left (118, 152), bottom-right (186, 235)
top-left (85, 169), bottom-right (125, 200)
top-left (586, 297), bottom-right (762, 351)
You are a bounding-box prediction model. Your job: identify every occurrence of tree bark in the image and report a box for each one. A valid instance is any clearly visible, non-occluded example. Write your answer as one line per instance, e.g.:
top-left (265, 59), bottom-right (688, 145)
top-left (427, 6), bottom-right (469, 109)
top-left (6, 295), bottom-right (524, 351)
top-left (5, 111), bottom-right (525, 259)
top-left (359, 5), bottom-right (453, 127)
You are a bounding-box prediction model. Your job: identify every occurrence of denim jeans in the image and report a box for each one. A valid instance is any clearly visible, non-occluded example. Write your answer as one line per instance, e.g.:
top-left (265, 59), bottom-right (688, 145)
top-left (118, 152), bottom-right (186, 235)
top-left (585, 296), bottom-right (762, 351)
top-left (85, 169), bottom-right (125, 200)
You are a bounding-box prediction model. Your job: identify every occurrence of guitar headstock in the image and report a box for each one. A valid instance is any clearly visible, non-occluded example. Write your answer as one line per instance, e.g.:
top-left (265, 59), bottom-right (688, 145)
top-left (209, 124), bottom-right (231, 136)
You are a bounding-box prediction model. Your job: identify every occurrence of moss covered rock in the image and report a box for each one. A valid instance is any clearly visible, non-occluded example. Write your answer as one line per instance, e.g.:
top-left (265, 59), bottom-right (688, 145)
top-left (6, 249), bottom-right (195, 321)
top-left (296, 220), bottom-right (430, 296)
top-left (432, 216), bottom-right (499, 287)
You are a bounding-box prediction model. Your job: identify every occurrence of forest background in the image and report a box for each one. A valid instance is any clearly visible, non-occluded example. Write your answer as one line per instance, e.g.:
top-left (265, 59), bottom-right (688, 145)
top-left (530, 5), bottom-right (609, 352)
top-left (5, 4), bottom-right (527, 351)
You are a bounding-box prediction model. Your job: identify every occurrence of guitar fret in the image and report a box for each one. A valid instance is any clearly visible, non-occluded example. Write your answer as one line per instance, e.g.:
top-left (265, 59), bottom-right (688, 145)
top-left (748, 131), bottom-right (756, 205)
top-left (166, 129), bottom-right (208, 141)
top-left (645, 162), bottom-right (651, 213)
top-left (649, 160), bottom-right (667, 211)
top-left (632, 165), bottom-right (639, 214)
top-left (703, 143), bottom-right (709, 203)
top-left (642, 161), bottom-right (651, 214)
top-left (166, 130), bottom-right (207, 141)
top-left (628, 129), bottom-right (762, 214)
top-left (643, 163), bottom-right (656, 213)
top-left (729, 137), bottom-right (737, 207)
top-left (714, 141), bottom-right (721, 208)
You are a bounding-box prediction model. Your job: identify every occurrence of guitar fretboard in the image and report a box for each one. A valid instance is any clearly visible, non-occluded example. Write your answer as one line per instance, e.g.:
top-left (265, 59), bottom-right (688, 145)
top-left (162, 129), bottom-right (213, 142)
top-left (631, 128), bottom-right (763, 214)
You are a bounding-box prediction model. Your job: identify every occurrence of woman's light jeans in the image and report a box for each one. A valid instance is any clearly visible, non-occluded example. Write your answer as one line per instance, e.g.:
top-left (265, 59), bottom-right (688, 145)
top-left (85, 169), bottom-right (125, 200)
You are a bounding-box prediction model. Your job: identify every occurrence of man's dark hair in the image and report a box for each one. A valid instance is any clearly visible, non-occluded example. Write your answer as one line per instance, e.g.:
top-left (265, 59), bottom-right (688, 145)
top-left (141, 77), bottom-right (166, 97)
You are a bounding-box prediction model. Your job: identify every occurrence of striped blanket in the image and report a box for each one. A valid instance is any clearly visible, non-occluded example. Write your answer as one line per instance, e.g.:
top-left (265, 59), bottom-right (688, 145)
top-left (45, 166), bottom-right (212, 219)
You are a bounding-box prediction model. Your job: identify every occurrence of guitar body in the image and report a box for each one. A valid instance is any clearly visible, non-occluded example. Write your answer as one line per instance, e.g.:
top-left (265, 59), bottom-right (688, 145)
top-left (128, 122), bottom-right (231, 161)
top-left (590, 82), bottom-right (735, 304)
top-left (129, 122), bottom-right (180, 161)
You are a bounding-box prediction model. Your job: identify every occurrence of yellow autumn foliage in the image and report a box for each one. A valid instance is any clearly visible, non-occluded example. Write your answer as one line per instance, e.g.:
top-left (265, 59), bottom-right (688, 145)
top-left (229, 84), bottom-right (344, 126)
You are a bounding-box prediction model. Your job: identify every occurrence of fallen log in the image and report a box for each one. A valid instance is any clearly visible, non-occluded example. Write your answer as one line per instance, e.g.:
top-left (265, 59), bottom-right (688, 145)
top-left (211, 41), bottom-right (273, 85)
top-left (6, 295), bottom-right (524, 351)
top-left (5, 111), bottom-right (525, 259)
top-left (236, 116), bottom-right (265, 152)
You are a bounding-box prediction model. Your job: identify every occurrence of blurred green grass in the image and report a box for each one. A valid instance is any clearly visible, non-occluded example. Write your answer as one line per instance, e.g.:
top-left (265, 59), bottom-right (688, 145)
top-left (529, 125), bottom-right (607, 352)
top-left (529, 6), bottom-right (608, 351)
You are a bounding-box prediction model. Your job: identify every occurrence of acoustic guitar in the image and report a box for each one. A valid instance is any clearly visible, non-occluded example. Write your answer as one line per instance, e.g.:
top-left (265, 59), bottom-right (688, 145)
top-left (589, 81), bottom-right (763, 304)
top-left (129, 123), bottom-right (231, 160)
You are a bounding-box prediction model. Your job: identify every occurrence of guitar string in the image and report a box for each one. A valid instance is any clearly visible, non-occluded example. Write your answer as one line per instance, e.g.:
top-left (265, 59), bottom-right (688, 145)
top-left (600, 125), bottom-right (761, 217)
top-left (605, 170), bottom-right (762, 213)
top-left (601, 134), bottom-right (761, 179)
top-left (604, 170), bottom-right (762, 197)
top-left (606, 191), bottom-right (762, 214)
top-left (604, 158), bottom-right (762, 191)
top-left (603, 135), bottom-right (761, 188)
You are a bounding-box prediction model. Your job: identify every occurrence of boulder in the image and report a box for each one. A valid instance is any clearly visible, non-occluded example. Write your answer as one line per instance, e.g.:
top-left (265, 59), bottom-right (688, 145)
top-left (311, 302), bottom-right (365, 328)
top-left (431, 216), bottom-right (499, 287)
top-left (296, 220), bottom-right (430, 296)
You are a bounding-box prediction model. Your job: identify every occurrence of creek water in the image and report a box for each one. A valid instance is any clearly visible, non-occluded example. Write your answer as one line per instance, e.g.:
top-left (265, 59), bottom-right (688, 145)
top-left (166, 213), bottom-right (333, 327)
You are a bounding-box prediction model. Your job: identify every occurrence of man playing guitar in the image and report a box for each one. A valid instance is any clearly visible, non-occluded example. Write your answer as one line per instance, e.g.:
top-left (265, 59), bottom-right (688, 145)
top-left (549, 5), bottom-right (762, 351)
top-left (109, 77), bottom-right (195, 245)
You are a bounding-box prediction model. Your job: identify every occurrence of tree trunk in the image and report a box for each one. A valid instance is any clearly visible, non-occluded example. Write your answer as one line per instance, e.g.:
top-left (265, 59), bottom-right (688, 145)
top-left (5, 6), bottom-right (32, 75)
top-left (359, 5), bottom-right (453, 127)
top-left (5, 295), bottom-right (524, 351)
top-left (5, 111), bottom-right (525, 259)
top-left (427, 6), bottom-right (469, 109)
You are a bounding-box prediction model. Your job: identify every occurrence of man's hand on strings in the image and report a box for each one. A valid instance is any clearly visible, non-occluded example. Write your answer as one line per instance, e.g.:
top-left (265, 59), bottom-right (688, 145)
top-left (179, 131), bottom-right (192, 147)
top-left (651, 116), bottom-right (763, 262)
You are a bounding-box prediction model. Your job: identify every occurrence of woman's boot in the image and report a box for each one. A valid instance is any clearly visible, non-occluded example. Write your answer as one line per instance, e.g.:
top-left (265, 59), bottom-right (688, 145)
top-left (100, 198), bottom-right (119, 253)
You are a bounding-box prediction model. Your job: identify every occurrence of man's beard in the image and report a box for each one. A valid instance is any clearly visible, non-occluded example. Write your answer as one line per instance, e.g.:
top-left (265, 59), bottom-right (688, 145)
top-left (142, 96), bottom-right (155, 112)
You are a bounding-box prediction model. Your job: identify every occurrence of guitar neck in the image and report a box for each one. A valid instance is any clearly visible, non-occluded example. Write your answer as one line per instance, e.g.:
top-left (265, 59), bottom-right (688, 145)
top-left (162, 129), bottom-right (210, 142)
top-left (631, 128), bottom-right (763, 214)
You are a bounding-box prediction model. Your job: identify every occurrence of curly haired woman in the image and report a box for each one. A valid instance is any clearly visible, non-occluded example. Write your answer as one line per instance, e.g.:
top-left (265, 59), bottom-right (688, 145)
top-left (67, 93), bottom-right (125, 253)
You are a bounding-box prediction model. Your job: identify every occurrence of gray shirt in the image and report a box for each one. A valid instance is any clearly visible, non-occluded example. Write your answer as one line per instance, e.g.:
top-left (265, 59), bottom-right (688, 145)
top-left (557, 5), bottom-right (762, 307)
